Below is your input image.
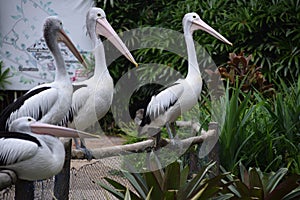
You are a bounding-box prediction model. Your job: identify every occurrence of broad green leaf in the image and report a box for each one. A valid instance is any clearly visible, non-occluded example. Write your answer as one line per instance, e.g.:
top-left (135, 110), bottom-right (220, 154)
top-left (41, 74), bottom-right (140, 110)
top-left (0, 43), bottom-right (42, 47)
top-left (97, 180), bottom-right (125, 200)
top-left (180, 165), bottom-right (190, 187)
top-left (147, 151), bottom-right (164, 190)
top-left (124, 188), bottom-right (132, 200)
top-left (239, 162), bottom-right (249, 186)
top-left (282, 187), bottom-right (300, 200)
top-left (144, 172), bottom-right (164, 200)
top-left (191, 183), bottom-right (208, 200)
top-left (164, 190), bottom-right (177, 199)
top-left (266, 168), bottom-right (288, 194)
top-left (145, 187), bottom-right (153, 200)
top-left (177, 161), bottom-right (215, 199)
top-left (213, 193), bottom-right (235, 200)
top-left (266, 175), bottom-right (300, 200)
top-left (163, 161), bottom-right (181, 191)
top-left (249, 168), bottom-right (263, 199)
top-left (102, 178), bottom-right (141, 200)
top-left (123, 172), bottom-right (147, 199)
top-left (234, 180), bottom-right (250, 198)
top-left (195, 174), bottom-right (232, 200)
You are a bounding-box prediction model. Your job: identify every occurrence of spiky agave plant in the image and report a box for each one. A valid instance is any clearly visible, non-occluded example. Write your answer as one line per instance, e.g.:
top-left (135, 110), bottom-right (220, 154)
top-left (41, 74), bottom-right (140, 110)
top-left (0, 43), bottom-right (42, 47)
top-left (221, 162), bottom-right (300, 200)
top-left (98, 155), bottom-right (233, 200)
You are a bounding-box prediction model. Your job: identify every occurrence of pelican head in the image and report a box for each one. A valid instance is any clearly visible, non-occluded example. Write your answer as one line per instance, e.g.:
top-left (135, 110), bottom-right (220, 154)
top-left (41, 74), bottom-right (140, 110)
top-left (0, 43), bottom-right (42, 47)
top-left (43, 16), bottom-right (87, 68)
top-left (9, 117), bottom-right (36, 133)
top-left (86, 7), bottom-right (138, 67)
top-left (8, 117), bottom-right (97, 138)
top-left (183, 12), bottom-right (232, 46)
top-left (86, 7), bottom-right (106, 43)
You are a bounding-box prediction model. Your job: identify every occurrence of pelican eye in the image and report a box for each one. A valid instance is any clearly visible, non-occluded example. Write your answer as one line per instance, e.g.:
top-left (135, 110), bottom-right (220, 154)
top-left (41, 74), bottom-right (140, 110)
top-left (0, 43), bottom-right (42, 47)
top-left (97, 13), bottom-right (101, 17)
top-left (193, 15), bottom-right (196, 18)
top-left (27, 118), bottom-right (32, 121)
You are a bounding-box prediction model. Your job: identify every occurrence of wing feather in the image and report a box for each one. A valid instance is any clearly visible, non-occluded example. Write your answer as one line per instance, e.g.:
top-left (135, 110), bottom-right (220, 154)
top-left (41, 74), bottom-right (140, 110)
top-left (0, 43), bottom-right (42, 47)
top-left (59, 85), bottom-right (89, 127)
top-left (0, 132), bottom-right (40, 166)
top-left (146, 81), bottom-right (184, 121)
top-left (5, 87), bottom-right (58, 128)
top-left (0, 87), bottom-right (51, 131)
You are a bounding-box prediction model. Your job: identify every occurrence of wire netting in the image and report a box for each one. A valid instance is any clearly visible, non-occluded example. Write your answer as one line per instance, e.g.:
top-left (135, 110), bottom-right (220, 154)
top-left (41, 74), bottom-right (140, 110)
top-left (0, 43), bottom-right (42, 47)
top-left (0, 157), bottom-right (132, 200)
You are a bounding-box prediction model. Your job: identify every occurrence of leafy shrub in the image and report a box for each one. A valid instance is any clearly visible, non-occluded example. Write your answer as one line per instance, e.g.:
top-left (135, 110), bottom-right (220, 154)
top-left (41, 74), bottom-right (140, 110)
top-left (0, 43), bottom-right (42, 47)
top-left (97, 0), bottom-right (300, 82)
top-left (218, 51), bottom-right (274, 95)
top-left (99, 159), bottom-right (232, 200)
top-left (0, 61), bottom-right (11, 101)
top-left (217, 78), bottom-right (300, 174)
top-left (221, 163), bottom-right (300, 200)
top-left (0, 61), bottom-right (11, 90)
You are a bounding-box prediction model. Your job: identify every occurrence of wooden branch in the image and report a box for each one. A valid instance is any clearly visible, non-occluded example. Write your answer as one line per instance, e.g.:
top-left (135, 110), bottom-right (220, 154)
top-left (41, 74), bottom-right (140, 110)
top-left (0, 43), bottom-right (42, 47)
top-left (72, 127), bottom-right (216, 159)
top-left (0, 169), bottom-right (17, 190)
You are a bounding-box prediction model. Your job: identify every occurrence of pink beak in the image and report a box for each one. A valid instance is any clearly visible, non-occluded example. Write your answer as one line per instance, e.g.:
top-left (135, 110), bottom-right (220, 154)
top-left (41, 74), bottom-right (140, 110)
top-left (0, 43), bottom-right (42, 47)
top-left (30, 121), bottom-right (98, 138)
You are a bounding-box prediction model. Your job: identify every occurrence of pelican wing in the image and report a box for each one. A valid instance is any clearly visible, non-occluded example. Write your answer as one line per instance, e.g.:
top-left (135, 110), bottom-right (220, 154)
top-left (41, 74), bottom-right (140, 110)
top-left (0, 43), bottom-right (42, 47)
top-left (59, 85), bottom-right (89, 127)
top-left (0, 86), bottom-right (52, 131)
top-left (145, 81), bottom-right (184, 121)
top-left (5, 86), bottom-right (59, 128)
top-left (0, 132), bottom-right (40, 166)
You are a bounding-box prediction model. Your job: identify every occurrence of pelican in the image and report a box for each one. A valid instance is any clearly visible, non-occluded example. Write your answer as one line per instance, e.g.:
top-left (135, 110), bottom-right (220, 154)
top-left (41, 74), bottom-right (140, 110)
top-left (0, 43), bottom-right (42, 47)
top-left (59, 7), bottom-right (138, 150)
top-left (0, 16), bottom-right (87, 131)
top-left (134, 12), bottom-right (232, 142)
top-left (0, 117), bottom-right (94, 181)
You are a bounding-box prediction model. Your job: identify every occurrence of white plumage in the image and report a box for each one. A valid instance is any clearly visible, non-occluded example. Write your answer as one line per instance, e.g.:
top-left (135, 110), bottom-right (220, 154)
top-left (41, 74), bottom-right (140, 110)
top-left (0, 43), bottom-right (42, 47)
top-left (0, 16), bottom-right (86, 131)
top-left (0, 117), bottom-right (91, 181)
top-left (59, 7), bottom-right (137, 148)
top-left (137, 12), bottom-right (232, 138)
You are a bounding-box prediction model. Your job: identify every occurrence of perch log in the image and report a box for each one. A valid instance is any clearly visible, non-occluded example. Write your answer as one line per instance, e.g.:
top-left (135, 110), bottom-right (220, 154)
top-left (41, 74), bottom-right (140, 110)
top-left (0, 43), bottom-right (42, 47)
top-left (54, 139), bottom-right (72, 200)
top-left (72, 125), bottom-right (216, 159)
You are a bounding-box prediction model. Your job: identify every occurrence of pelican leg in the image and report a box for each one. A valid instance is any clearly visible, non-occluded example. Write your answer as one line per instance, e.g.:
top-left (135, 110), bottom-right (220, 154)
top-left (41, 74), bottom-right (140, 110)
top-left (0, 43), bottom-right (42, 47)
top-left (79, 138), bottom-right (93, 161)
top-left (166, 122), bottom-right (174, 139)
top-left (166, 122), bottom-right (176, 146)
top-left (170, 122), bottom-right (177, 137)
top-left (73, 138), bottom-right (81, 149)
top-left (73, 138), bottom-right (92, 160)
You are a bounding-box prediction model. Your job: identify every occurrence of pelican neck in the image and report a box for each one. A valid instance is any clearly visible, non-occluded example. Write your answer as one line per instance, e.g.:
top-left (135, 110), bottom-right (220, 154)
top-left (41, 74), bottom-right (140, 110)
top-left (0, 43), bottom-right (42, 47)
top-left (185, 33), bottom-right (201, 79)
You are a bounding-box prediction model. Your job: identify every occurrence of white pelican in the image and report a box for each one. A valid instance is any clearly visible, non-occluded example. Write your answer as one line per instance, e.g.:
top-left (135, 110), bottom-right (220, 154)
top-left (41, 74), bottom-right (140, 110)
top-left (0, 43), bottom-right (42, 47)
top-left (59, 7), bottom-right (138, 150)
top-left (0, 117), bottom-right (93, 181)
top-left (135, 12), bottom-right (232, 141)
top-left (0, 16), bottom-right (87, 131)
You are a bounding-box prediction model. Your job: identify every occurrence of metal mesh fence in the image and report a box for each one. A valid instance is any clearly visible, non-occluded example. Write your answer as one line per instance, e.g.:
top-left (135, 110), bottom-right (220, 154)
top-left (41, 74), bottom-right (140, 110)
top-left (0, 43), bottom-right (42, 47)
top-left (0, 157), bottom-right (132, 200)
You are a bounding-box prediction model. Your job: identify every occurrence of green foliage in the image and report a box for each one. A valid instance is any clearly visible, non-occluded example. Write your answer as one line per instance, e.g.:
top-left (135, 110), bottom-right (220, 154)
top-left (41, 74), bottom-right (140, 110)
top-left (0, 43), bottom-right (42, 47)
top-left (0, 61), bottom-right (11, 90)
top-left (218, 0), bottom-right (300, 79)
top-left (96, 0), bottom-right (300, 82)
top-left (218, 77), bottom-right (300, 174)
top-left (259, 78), bottom-right (300, 174)
top-left (99, 159), bottom-right (300, 199)
top-left (221, 163), bottom-right (300, 199)
top-left (0, 61), bottom-right (11, 101)
top-left (219, 81), bottom-right (256, 172)
top-left (98, 159), bottom-right (232, 200)
top-left (92, 0), bottom-right (300, 179)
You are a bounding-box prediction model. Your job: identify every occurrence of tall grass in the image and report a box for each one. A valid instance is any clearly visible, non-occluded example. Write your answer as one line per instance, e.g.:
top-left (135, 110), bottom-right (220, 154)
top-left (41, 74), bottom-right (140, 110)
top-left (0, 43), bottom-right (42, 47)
top-left (218, 83), bottom-right (255, 173)
top-left (218, 78), bottom-right (300, 174)
top-left (260, 78), bottom-right (300, 174)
